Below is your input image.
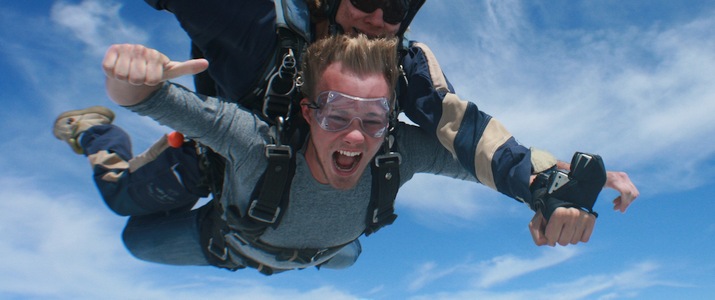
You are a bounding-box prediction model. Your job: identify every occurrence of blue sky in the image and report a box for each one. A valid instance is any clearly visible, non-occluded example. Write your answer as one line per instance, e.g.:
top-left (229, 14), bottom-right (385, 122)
top-left (1, 0), bottom-right (714, 299)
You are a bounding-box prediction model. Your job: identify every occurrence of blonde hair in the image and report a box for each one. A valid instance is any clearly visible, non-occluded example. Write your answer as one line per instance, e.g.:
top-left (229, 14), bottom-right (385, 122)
top-left (301, 34), bottom-right (399, 105)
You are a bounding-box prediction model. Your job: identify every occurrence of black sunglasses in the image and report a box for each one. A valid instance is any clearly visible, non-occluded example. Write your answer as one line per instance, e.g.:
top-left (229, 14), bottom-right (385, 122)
top-left (349, 0), bottom-right (409, 25)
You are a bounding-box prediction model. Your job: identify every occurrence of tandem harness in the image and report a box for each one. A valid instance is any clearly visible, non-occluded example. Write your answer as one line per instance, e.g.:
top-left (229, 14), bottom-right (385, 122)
top-left (196, 0), bottom-right (404, 275)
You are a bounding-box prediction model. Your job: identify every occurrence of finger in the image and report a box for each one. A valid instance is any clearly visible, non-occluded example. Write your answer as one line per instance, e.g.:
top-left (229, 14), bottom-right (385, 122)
top-left (128, 53), bottom-right (148, 86)
top-left (132, 47), bottom-right (168, 86)
top-left (580, 214), bottom-right (596, 243)
top-left (529, 211), bottom-right (548, 246)
top-left (164, 58), bottom-right (209, 81)
top-left (110, 44), bottom-right (133, 81)
top-left (544, 215), bottom-right (563, 247)
top-left (102, 45), bottom-right (120, 77)
top-left (614, 185), bottom-right (639, 212)
top-left (571, 211), bottom-right (593, 244)
top-left (613, 196), bottom-right (624, 212)
top-left (571, 223), bottom-right (584, 245)
top-left (558, 218), bottom-right (576, 246)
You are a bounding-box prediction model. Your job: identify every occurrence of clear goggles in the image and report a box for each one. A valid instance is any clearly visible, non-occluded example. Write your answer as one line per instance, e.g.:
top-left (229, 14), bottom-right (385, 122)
top-left (311, 91), bottom-right (390, 138)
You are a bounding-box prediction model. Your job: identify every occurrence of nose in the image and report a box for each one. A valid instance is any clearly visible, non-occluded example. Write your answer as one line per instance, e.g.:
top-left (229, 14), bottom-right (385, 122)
top-left (364, 9), bottom-right (386, 28)
top-left (342, 119), bottom-right (367, 145)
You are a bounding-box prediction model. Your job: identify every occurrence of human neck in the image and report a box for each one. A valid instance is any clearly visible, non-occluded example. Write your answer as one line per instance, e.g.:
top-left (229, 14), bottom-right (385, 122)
top-left (304, 137), bottom-right (329, 184)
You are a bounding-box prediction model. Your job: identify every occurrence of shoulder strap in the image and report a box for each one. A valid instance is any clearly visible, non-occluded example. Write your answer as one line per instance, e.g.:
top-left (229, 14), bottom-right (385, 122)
top-left (223, 119), bottom-right (307, 241)
top-left (246, 118), bottom-right (302, 226)
top-left (364, 135), bottom-right (402, 236)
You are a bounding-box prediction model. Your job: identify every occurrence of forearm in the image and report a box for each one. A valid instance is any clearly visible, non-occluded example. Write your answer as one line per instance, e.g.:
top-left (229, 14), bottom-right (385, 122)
top-left (127, 82), bottom-right (217, 139)
top-left (127, 82), bottom-right (259, 157)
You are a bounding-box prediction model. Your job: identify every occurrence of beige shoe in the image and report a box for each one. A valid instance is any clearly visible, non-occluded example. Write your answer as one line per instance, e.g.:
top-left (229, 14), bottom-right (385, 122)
top-left (53, 106), bottom-right (115, 154)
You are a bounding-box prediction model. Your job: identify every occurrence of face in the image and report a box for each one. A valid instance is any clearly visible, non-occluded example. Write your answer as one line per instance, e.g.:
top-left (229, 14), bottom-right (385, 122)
top-left (301, 62), bottom-right (390, 190)
top-left (335, 0), bottom-right (403, 38)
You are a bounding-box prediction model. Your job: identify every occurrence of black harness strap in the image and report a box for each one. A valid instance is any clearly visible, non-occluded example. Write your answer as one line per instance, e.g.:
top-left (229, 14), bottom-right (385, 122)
top-left (198, 202), bottom-right (242, 271)
top-left (248, 142), bottom-right (293, 224)
top-left (365, 149), bottom-right (401, 236)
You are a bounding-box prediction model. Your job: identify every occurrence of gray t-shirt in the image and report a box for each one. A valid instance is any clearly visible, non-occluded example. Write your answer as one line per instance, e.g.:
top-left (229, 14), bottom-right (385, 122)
top-left (131, 83), bottom-right (475, 268)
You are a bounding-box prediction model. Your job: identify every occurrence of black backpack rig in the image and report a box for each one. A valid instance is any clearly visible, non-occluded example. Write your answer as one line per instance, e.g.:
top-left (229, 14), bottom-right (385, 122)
top-left (193, 0), bottom-right (425, 274)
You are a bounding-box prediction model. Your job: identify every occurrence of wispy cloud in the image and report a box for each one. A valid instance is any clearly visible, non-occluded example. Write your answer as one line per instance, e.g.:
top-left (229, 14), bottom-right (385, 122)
top-left (407, 261), bottom-right (465, 292)
top-left (50, 0), bottom-right (149, 56)
top-left (409, 260), bottom-right (679, 300)
top-left (0, 176), bottom-right (151, 299)
top-left (473, 247), bottom-right (578, 288)
top-left (406, 247), bottom-right (577, 292)
top-left (396, 175), bottom-right (502, 226)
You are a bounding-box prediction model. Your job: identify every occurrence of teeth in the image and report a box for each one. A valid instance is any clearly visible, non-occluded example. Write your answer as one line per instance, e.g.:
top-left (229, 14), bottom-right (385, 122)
top-left (338, 150), bottom-right (361, 157)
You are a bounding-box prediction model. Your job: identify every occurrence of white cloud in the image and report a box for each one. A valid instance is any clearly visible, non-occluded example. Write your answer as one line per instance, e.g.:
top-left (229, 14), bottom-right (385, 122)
top-left (408, 260), bottom-right (677, 300)
top-left (396, 175), bottom-right (500, 226)
top-left (0, 176), bottom-right (150, 299)
top-left (407, 261), bottom-right (464, 292)
top-left (50, 0), bottom-right (149, 56)
top-left (474, 247), bottom-right (578, 288)
top-left (406, 247), bottom-right (577, 293)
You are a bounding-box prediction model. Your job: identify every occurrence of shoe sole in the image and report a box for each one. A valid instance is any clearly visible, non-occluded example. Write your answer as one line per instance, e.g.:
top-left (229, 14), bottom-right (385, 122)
top-left (54, 106), bottom-right (116, 125)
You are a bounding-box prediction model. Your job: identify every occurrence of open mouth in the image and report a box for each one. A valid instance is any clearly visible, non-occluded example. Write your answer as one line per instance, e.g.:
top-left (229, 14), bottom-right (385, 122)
top-left (333, 150), bottom-right (362, 173)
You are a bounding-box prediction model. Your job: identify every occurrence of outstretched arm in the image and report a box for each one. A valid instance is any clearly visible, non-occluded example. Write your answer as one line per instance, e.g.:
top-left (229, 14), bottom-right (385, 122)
top-left (399, 41), bottom-right (643, 247)
top-left (103, 44), bottom-right (209, 106)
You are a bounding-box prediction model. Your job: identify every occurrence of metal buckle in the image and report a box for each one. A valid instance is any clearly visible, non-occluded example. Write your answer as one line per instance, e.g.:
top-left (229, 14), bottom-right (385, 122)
top-left (262, 72), bottom-right (295, 119)
top-left (372, 208), bottom-right (380, 224)
top-left (230, 232), bottom-right (250, 246)
top-left (375, 152), bottom-right (402, 167)
top-left (207, 237), bottom-right (228, 261)
top-left (265, 144), bottom-right (292, 159)
top-left (248, 199), bottom-right (281, 224)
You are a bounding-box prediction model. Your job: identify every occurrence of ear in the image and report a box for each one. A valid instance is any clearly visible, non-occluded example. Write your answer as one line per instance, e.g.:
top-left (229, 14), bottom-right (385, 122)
top-left (300, 98), bottom-right (312, 122)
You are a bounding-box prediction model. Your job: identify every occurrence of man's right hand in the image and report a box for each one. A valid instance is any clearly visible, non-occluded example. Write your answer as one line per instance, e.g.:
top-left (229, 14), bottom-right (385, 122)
top-left (103, 44), bottom-right (209, 106)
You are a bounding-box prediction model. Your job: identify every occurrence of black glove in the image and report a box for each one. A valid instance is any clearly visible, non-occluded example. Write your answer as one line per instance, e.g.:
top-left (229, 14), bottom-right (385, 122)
top-left (529, 152), bottom-right (607, 220)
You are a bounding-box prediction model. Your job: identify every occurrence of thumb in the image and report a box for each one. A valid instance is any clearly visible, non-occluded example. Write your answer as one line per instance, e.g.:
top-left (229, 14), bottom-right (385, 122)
top-left (163, 58), bottom-right (209, 81)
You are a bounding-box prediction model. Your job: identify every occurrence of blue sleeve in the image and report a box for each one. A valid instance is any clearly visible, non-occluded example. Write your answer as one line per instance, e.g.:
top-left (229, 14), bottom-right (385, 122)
top-left (143, 0), bottom-right (277, 101)
top-left (399, 41), bottom-right (534, 203)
